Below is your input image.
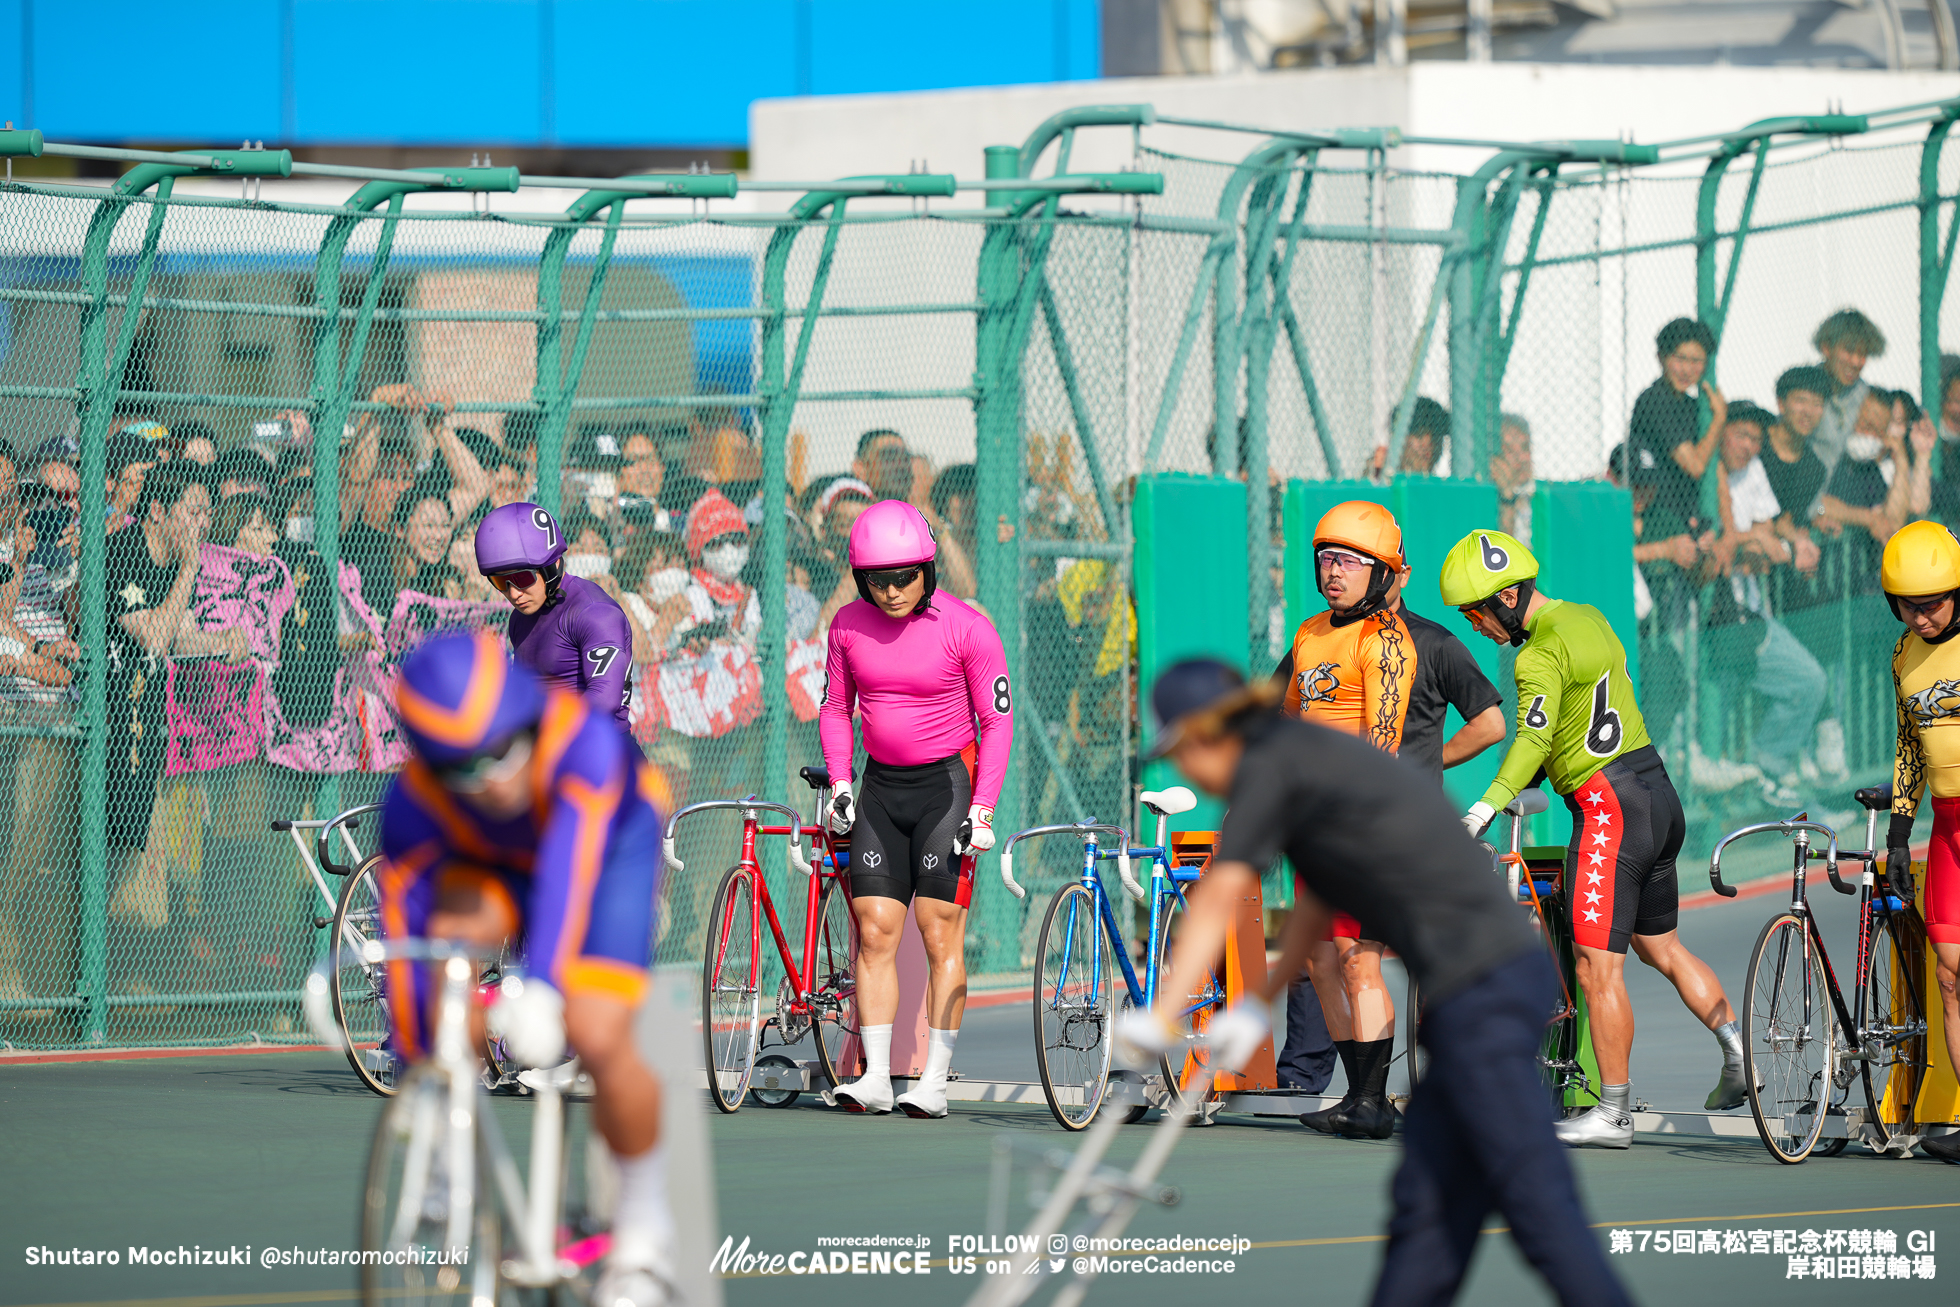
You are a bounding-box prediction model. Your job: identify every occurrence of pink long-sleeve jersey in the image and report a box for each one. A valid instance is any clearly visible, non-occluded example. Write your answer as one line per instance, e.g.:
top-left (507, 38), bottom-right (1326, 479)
top-left (819, 592), bottom-right (1013, 808)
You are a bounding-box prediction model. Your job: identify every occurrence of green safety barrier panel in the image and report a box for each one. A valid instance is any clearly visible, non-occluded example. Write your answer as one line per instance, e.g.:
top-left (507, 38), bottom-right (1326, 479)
top-left (1133, 474), bottom-right (1248, 833)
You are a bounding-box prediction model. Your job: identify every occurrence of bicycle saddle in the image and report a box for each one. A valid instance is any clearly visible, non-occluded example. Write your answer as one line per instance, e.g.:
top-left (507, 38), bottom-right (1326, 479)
top-left (1504, 789), bottom-right (1550, 818)
top-left (1854, 783), bottom-right (1893, 812)
top-left (799, 764), bottom-right (831, 790)
top-left (1140, 786), bottom-right (1197, 816)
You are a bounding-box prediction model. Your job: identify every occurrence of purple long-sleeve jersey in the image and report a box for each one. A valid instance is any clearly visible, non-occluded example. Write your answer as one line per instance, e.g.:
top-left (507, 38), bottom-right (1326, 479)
top-left (508, 574), bottom-right (634, 727)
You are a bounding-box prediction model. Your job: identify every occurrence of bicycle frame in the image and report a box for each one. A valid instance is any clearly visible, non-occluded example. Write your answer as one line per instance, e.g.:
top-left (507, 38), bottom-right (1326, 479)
top-left (273, 803), bottom-right (381, 926)
top-left (668, 797), bottom-right (837, 1034)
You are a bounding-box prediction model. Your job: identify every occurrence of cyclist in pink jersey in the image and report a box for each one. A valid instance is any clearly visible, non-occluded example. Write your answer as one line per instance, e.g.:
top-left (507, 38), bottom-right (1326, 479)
top-left (818, 499), bottom-right (1012, 1118)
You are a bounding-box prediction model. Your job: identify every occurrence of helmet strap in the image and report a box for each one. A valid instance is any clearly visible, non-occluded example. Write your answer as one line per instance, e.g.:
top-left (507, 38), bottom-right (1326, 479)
top-left (540, 559), bottom-right (567, 610)
top-left (1480, 578), bottom-right (1536, 647)
top-left (1327, 560), bottom-right (1396, 627)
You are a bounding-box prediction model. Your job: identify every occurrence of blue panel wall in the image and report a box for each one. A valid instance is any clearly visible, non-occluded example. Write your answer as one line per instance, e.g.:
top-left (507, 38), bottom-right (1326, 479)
top-left (1, 0), bottom-right (1098, 148)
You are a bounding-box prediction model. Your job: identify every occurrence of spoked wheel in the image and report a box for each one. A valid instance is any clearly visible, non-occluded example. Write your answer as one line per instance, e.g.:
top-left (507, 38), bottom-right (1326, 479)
top-left (332, 855), bottom-right (402, 1097)
top-left (1743, 913), bottom-right (1835, 1164)
top-left (360, 1064), bottom-right (502, 1307)
top-left (1032, 883), bottom-right (1115, 1130)
top-left (1153, 889), bottom-right (1225, 1113)
top-left (809, 874), bottom-right (861, 1090)
top-left (1861, 904), bottom-right (1928, 1150)
top-left (702, 866), bottom-right (761, 1114)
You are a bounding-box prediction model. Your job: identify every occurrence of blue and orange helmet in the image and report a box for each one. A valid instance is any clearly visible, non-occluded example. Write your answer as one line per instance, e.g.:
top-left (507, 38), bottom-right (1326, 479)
top-left (395, 629), bottom-right (545, 771)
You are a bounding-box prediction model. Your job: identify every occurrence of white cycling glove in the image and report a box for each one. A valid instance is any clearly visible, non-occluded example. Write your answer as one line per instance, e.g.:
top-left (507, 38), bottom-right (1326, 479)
top-left (487, 976), bottom-right (565, 1068)
top-left (1462, 801), bottom-right (1496, 839)
top-left (1206, 1001), bottom-right (1271, 1073)
top-left (956, 803), bottom-right (996, 855)
top-left (828, 780), bottom-right (855, 836)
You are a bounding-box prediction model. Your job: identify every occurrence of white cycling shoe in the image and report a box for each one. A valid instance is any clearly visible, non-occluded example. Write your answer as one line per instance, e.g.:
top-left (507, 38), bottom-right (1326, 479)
top-left (895, 1081), bottom-right (949, 1119)
top-left (1114, 1008), bottom-right (1176, 1062)
top-left (832, 1074), bottom-right (895, 1114)
top-left (592, 1261), bottom-right (679, 1307)
top-left (1554, 1102), bottom-right (1634, 1149)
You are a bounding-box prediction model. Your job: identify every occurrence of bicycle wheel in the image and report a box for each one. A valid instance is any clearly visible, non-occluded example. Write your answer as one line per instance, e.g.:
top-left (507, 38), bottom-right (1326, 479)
top-left (1743, 913), bottom-right (1835, 1164)
top-left (1152, 888), bottom-right (1225, 1110)
top-left (1861, 905), bottom-right (1928, 1149)
top-left (331, 855), bottom-right (402, 1097)
top-left (809, 874), bottom-right (861, 1090)
top-left (702, 866), bottom-right (761, 1114)
top-left (1033, 883), bottom-right (1115, 1130)
top-left (360, 1064), bottom-right (503, 1306)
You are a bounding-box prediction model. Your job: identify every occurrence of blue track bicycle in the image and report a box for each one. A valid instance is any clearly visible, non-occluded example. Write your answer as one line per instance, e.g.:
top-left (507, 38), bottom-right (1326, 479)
top-left (1000, 787), bottom-right (1228, 1131)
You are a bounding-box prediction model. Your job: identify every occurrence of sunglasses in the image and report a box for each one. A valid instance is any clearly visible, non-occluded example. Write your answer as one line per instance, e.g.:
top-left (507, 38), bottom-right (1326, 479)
top-left (489, 569), bottom-right (542, 592)
top-left (436, 731), bottom-right (534, 793)
top-left (864, 565), bottom-right (923, 592)
top-left (1896, 591), bottom-right (1955, 617)
top-left (1316, 548), bottom-right (1376, 573)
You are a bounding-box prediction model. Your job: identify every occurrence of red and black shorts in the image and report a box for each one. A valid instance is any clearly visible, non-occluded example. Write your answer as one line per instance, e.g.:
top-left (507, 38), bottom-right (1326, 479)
top-left (849, 747), bottom-right (976, 908)
top-left (1562, 745), bottom-right (1684, 954)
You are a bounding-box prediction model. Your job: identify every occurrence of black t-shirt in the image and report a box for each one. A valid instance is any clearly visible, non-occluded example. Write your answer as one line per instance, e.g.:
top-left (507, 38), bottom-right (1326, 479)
top-left (103, 528), bottom-right (186, 840)
top-left (1270, 605), bottom-right (1502, 783)
top-left (1761, 442), bottom-right (1825, 522)
top-left (1214, 715), bottom-right (1536, 1002)
top-left (271, 541), bottom-right (342, 728)
top-left (1628, 378), bottom-right (1706, 528)
top-left (1826, 455), bottom-right (1888, 509)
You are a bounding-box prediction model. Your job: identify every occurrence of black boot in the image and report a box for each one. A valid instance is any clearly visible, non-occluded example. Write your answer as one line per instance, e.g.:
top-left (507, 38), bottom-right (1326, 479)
top-left (1922, 1131), bottom-right (1960, 1163)
top-left (1299, 1039), bottom-right (1359, 1133)
top-left (1320, 1038), bottom-right (1397, 1139)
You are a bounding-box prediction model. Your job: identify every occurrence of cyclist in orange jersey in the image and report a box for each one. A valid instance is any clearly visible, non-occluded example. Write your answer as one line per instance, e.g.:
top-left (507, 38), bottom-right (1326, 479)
top-left (1269, 501), bottom-right (1505, 1138)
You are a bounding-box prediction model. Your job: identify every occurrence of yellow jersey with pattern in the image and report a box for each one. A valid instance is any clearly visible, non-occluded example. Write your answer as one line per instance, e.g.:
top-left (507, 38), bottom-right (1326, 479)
top-left (1480, 598), bottom-right (1651, 808)
top-left (1890, 630), bottom-right (1960, 815)
top-left (1283, 608), bottom-right (1413, 754)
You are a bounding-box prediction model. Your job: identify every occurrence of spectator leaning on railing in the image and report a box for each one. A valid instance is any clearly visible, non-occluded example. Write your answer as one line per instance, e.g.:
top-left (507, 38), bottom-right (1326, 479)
top-left (1628, 317), bottom-right (1725, 532)
top-left (1807, 308), bottom-right (1887, 508)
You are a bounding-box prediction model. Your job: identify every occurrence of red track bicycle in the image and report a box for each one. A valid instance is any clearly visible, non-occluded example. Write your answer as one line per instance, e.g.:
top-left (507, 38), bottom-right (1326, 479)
top-left (671, 765), bottom-right (859, 1113)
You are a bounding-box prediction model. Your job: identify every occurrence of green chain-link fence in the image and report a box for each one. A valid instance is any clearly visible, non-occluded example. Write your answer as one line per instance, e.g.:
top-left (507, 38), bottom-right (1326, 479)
top-left (6, 96), bottom-right (1960, 1049)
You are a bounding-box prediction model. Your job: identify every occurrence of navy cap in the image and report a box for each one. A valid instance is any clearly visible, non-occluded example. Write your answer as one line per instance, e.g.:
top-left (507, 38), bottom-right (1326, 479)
top-left (1144, 658), bottom-right (1246, 759)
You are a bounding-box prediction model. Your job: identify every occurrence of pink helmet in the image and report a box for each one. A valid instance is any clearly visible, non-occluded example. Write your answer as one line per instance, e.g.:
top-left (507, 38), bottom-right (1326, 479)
top-left (848, 500), bottom-right (938, 610)
top-left (848, 500), bottom-right (935, 568)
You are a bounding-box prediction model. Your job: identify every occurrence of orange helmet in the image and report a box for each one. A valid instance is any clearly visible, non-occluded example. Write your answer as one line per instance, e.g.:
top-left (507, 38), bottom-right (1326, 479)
top-left (1313, 501), bottom-right (1405, 571)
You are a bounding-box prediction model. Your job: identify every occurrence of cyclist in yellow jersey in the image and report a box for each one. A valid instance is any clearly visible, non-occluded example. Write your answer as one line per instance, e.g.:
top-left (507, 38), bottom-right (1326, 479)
top-left (1880, 521), bottom-right (1960, 1165)
top-left (1441, 530), bottom-right (1744, 1149)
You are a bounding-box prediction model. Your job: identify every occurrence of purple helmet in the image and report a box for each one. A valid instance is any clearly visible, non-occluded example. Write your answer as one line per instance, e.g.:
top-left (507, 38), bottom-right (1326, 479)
top-left (476, 502), bottom-right (568, 575)
top-left (395, 629), bottom-right (546, 769)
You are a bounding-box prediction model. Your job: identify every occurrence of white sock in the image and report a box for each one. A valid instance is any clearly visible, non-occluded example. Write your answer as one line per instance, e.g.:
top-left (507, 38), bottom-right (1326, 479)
top-left (860, 1024), bottom-right (893, 1081)
top-left (607, 1144), bottom-right (674, 1270)
top-left (917, 1026), bottom-right (958, 1089)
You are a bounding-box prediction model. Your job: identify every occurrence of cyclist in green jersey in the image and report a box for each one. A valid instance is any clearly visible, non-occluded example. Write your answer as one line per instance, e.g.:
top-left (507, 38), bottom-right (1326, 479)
top-left (1440, 530), bottom-right (1746, 1149)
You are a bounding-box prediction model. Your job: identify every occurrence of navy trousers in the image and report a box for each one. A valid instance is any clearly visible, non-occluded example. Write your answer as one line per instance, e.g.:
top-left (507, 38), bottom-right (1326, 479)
top-left (1276, 972), bottom-right (1336, 1092)
top-left (1372, 952), bottom-right (1633, 1307)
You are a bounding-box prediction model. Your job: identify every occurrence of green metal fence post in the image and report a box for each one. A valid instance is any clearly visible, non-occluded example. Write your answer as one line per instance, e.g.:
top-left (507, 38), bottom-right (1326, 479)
top-left (1920, 104), bottom-right (1960, 416)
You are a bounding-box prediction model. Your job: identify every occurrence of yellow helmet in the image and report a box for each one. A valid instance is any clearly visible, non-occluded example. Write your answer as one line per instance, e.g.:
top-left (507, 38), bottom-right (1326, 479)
top-left (1881, 520), bottom-right (1960, 598)
top-left (1439, 529), bottom-right (1539, 647)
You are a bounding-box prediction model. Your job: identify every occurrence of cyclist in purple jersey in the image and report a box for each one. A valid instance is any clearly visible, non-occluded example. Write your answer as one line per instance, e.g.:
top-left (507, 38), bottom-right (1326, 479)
top-left (476, 501), bottom-right (634, 727)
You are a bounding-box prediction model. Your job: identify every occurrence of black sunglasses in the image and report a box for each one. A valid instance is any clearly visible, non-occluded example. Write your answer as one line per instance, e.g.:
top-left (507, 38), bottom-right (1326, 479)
top-left (864, 565), bottom-right (923, 592)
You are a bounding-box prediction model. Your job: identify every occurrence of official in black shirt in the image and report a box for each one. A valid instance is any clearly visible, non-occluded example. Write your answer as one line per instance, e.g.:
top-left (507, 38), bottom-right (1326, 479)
top-left (1125, 660), bottom-right (1632, 1307)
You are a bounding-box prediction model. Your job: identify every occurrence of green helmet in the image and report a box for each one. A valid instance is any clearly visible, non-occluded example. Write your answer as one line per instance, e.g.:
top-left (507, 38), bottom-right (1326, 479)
top-left (1439, 530), bottom-right (1539, 646)
top-left (1439, 530), bottom-right (1538, 606)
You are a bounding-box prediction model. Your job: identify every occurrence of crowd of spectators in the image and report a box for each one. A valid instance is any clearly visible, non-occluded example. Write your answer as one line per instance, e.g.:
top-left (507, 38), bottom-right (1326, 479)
top-left (1609, 308), bottom-right (1936, 809)
top-left (0, 384), bottom-right (1123, 1006)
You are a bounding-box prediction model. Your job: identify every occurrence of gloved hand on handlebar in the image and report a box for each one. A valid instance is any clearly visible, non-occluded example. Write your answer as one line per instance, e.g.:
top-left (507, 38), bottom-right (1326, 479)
top-left (828, 780), bottom-right (856, 837)
top-left (955, 804), bottom-right (995, 855)
top-left (1886, 812), bottom-right (1917, 903)
top-left (1462, 801), bottom-right (1496, 840)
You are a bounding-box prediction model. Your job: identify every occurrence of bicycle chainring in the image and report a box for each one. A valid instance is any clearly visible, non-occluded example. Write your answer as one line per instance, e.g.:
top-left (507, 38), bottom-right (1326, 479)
top-left (776, 976), bottom-right (812, 1044)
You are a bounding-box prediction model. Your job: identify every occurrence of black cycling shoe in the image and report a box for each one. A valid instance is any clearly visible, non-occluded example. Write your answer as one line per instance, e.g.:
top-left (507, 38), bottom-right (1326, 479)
top-left (1299, 1094), bottom-right (1360, 1134)
top-left (1921, 1131), bottom-right (1960, 1163)
top-left (1308, 1094), bottom-right (1396, 1140)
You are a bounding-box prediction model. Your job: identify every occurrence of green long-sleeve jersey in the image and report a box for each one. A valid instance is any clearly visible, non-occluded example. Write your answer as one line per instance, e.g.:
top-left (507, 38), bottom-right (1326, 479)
top-left (1478, 598), bottom-right (1650, 810)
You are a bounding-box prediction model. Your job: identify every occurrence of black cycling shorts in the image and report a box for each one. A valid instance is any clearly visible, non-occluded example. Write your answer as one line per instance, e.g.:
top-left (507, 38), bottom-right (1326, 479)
top-left (849, 750), bottom-right (975, 908)
top-left (1562, 744), bottom-right (1683, 954)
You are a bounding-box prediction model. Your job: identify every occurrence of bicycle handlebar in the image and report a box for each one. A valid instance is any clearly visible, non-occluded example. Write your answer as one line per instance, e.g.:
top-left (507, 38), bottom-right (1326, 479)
top-left (303, 939), bottom-right (501, 1049)
top-left (999, 821), bottom-right (1140, 904)
top-left (1707, 818), bottom-right (1846, 899)
top-left (662, 798), bottom-right (812, 879)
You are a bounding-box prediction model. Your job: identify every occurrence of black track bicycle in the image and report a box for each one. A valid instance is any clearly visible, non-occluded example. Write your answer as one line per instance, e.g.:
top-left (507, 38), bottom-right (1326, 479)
top-left (1708, 785), bottom-right (1930, 1163)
